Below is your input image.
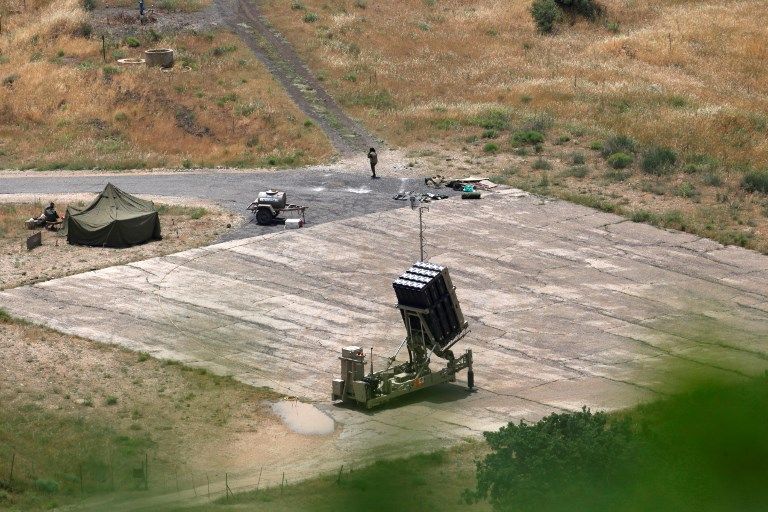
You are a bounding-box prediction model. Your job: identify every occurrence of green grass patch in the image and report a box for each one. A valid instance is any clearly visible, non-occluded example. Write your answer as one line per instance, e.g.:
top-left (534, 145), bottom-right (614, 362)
top-left (511, 130), bottom-right (544, 146)
top-left (741, 170), bottom-right (768, 194)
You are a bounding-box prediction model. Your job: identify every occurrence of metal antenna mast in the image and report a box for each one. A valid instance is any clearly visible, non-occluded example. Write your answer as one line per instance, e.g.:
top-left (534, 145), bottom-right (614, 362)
top-left (410, 196), bottom-right (429, 261)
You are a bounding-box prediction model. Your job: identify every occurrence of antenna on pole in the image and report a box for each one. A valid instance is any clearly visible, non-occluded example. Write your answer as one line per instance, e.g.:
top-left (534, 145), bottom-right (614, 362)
top-left (410, 196), bottom-right (429, 262)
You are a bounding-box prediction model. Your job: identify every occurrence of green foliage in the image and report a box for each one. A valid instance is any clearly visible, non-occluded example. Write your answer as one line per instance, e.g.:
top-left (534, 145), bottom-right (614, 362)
top-left (34, 479), bottom-right (60, 494)
top-left (0, 308), bottom-right (12, 323)
top-left (124, 37), bottom-right (140, 48)
top-left (82, 0), bottom-right (96, 11)
top-left (512, 130), bottom-right (544, 146)
top-left (101, 66), bottom-right (121, 79)
top-left (212, 44), bottom-right (237, 56)
top-left (483, 142), bottom-right (499, 153)
top-left (105, 396), bottom-right (118, 406)
top-left (676, 181), bottom-right (698, 199)
top-left (530, 0), bottom-right (603, 33)
top-left (741, 170), bottom-right (768, 193)
top-left (702, 171), bottom-right (722, 187)
top-left (467, 407), bottom-right (634, 511)
top-left (600, 135), bottom-right (635, 158)
top-left (532, 157), bottom-right (551, 170)
top-left (524, 112), bottom-right (554, 132)
top-left (631, 210), bottom-right (655, 223)
top-left (189, 208), bottom-right (207, 219)
top-left (472, 108), bottom-right (510, 131)
top-left (607, 152), bottom-right (632, 169)
top-left (571, 151), bottom-right (585, 165)
top-left (530, 0), bottom-right (562, 34)
top-left (482, 129), bottom-right (498, 139)
top-left (303, 12), bottom-right (318, 22)
top-left (563, 165), bottom-right (589, 178)
top-left (343, 89), bottom-right (396, 110)
top-left (469, 377), bottom-right (768, 512)
top-left (589, 141), bottom-right (603, 151)
top-left (290, 0), bottom-right (305, 9)
top-left (641, 146), bottom-right (677, 175)
top-left (603, 168), bottom-right (630, 182)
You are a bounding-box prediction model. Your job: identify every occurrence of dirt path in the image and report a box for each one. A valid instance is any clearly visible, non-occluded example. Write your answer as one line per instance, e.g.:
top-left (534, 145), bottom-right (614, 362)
top-left (215, 0), bottom-right (377, 155)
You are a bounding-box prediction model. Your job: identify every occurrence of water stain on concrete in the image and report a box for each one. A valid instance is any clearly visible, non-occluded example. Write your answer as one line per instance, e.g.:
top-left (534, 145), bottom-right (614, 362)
top-left (272, 400), bottom-right (335, 435)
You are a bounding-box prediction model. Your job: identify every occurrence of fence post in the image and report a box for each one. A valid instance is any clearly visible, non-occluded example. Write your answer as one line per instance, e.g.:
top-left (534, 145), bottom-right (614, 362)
top-left (256, 466), bottom-right (263, 491)
top-left (8, 453), bottom-right (15, 485)
top-left (191, 474), bottom-right (197, 497)
top-left (225, 472), bottom-right (232, 500)
top-left (144, 453), bottom-right (149, 491)
top-left (337, 465), bottom-right (343, 485)
top-left (280, 472), bottom-right (285, 495)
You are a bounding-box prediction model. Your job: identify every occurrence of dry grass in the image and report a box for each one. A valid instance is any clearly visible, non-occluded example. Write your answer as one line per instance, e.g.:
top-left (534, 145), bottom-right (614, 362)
top-left (0, 199), bottom-right (240, 289)
top-left (263, 0), bottom-right (768, 252)
top-left (263, 0), bottom-right (768, 166)
top-left (0, 0), bottom-right (333, 169)
top-left (100, 0), bottom-right (212, 13)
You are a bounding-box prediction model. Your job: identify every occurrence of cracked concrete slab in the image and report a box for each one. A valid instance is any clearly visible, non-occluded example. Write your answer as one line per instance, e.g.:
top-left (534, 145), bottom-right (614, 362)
top-left (3, 189), bottom-right (768, 464)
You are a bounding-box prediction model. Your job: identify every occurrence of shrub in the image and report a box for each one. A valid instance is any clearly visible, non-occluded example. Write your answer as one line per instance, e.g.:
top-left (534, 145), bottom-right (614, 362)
top-left (530, 0), bottom-right (562, 33)
top-left (532, 157), bottom-right (551, 170)
top-left (472, 108), bottom-right (510, 131)
top-left (559, 0), bottom-right (603, 20)
top-left (571, 151), bottom-right (585, 165)
top-left (35, 479), bottom-right (60, 494)
top-left (482, 129), bottom-right (498, 139)
top-left (78, 22), bottom-right (93, 38)
top-left (603, 169), bottom-right (631, 182)
top-left (512, 130), bottom-right (544, 146)
top-left (303, 12), bottom-right (318, 22)
top-left (524, 113), bottom-right (554, 132)
top-left (631, 210), bottom-right (655, 223)
top-left (589, 141), bottom-right (603, 151)
top-left (483, 142), bottom-right (499, 153)
top-left (124, 36), bottom-right (141, 48)
top-left (2, 74), bottom-right (19, 87)
top-left (641, 146), bottom-right (677, 175)
top-left (102, 66), bottom-right (121, 79)
top-left (563, 165), bottom-right (589, 178)
top-left (105, 396), bottom-right (118, 405)
top-left (212, 45), bottom-right (237, 56)
top-left (601, 135), bottom-right (635, 158)
top-left (742, 170), bottom-right (768, 194)
top-left (83, 0), bottom-right (96, 11)
top-left (607, 152), bottom-right (632, 169)
top-left (290, 0), bottom-right (305, 9)
top-left (189, 207), bottom-right (207, 219)
top-left (702, 172), bottom-right (722, 187)
top-left (676, 182), bottom-right (698, 198)
top-left (0, 308), bottom-right (11, 323)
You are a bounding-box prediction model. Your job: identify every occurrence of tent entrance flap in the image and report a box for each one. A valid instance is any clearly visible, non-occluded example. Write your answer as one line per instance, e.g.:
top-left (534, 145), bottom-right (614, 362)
top-left (63, 183), bottom-right (162, 247)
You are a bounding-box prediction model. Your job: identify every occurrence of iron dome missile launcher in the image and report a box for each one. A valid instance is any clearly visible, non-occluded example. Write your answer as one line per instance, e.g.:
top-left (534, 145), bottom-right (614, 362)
top-left (332, 262), bottom-right (474, 408)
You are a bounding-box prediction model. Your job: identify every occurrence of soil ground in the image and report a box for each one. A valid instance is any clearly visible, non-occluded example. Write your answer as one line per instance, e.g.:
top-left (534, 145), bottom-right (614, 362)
top-left (0, 318), bottom-right (339, 511)
top-left (0, 196), bottom-right (240, 289)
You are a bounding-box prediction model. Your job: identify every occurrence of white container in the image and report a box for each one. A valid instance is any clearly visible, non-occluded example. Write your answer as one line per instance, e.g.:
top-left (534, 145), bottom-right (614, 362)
top-left (285, 218), bottom-right (304, 229)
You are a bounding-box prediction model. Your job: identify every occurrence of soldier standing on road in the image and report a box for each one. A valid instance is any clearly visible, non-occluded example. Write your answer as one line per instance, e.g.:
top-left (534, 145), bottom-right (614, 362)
top-left (367, 147), bottom-right (378, 178)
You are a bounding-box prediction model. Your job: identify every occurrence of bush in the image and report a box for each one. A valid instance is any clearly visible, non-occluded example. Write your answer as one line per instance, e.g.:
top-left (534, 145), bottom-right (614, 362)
top-left (105, 396), bottom-right (118, 405)
top-left (532, 157), bottom-right (551, 170)
top-left (631, 210), bottom-right (655, 223)
top-left (124, 36), bottom-right (141, 48)
top-left (571, 151), bottom-right (585, 165)
top-left (483, 142), bottom-right (499, 153)
top-left (563, 165), bottom-right (589, 178)
top-left (607, 152), bottom-right (632, 169)
top-left (102, 66), bottom-right (121, 79)
top-left (641, 146), bottom-right (677, 175)
top-left (530, 0), bottom-right (562, 33)
top-left (702, 172), bottom-right (722, 187)
top-left (83, 0), bottom-right (96, 11)
top-left (676, 182), bottom-right (698, 198)
top-left (559, 0), bottom-right (603, 20)
top-left (512, 130), bottom-right (544, 146)
top-left (472, 108), bottom-right (510, 131)
top-left (482, 129), bottom-right (498, 139)
top-left (601, 135), bottom-right (635, 158)
top-left (35, 479), bottom-right (60, 494)
top-left (303, 12), bottom-right (318, 22)
top-left (742, 170), bottom-right (768, 194)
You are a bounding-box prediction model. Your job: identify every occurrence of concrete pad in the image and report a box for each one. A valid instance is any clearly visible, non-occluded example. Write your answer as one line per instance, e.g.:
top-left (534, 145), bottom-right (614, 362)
top-left (3, 190), bottom-right (768, 461)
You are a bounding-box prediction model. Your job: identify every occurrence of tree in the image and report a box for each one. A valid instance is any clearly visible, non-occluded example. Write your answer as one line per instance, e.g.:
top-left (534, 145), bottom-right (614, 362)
top-left (530, 0), bottom-right (562, 34)
top-left (465, 407), bottom-right (636, 512)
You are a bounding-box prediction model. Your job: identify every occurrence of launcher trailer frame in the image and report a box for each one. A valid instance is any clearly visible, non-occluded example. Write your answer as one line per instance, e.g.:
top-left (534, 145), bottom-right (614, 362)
top-left (332, 262), bottom-right (474, 409)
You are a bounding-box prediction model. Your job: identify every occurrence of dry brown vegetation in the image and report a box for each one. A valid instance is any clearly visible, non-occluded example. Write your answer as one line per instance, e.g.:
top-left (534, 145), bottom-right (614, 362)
top-left (0, 0), bottom-right (333, 169)
top-left (263, 0), bottom-right (768, 253)
top-left (0, 198), bottom-right (239, 289)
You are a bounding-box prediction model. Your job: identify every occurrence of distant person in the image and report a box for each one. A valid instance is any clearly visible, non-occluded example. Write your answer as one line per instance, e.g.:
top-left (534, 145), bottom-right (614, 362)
top-left (367, 147), bottom-right (378, 178)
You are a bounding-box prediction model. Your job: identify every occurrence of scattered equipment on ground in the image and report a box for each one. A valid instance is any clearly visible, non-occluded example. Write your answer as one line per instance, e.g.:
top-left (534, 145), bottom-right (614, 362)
top-left (62, 183), bottom-right (161, 248)
top-left (247, 190), bottom-right (308, 226)
top-left (332, 262), bottom-right (474, 409)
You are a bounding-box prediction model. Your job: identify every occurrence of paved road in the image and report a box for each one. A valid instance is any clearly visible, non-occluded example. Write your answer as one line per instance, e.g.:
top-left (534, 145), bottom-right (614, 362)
top-left (0, 167), bottom-right (449, 241)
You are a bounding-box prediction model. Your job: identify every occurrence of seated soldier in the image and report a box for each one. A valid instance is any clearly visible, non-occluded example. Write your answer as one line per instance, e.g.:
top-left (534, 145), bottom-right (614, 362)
top-left (35, 202), bottom-right (60, 227)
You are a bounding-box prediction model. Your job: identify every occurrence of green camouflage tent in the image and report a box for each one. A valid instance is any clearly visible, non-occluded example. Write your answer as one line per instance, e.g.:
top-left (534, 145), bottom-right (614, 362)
top-left (63, 183), bottom-right (161, 247)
